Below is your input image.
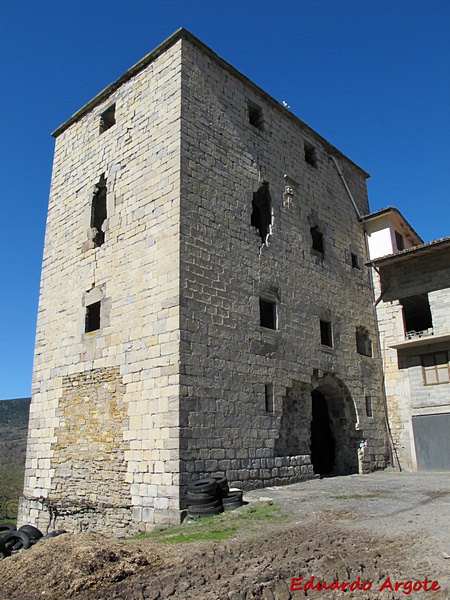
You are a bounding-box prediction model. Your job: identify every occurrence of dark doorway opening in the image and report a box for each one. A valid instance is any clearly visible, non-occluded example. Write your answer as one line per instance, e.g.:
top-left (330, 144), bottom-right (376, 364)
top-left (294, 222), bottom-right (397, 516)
top-left (310, 389), bottom-right (335, 475)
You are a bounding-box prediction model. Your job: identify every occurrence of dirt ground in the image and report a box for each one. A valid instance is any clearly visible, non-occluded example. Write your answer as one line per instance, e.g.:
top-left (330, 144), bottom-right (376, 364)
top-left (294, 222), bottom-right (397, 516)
top-left (1, 469), bottom-right (449, 600)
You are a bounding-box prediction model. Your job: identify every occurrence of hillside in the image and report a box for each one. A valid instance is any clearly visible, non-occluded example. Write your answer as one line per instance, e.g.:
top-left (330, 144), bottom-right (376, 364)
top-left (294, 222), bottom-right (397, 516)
top-left (0, 397), bottom-right (30, 518)
top-left (0, 397), bottom-right (30, 464)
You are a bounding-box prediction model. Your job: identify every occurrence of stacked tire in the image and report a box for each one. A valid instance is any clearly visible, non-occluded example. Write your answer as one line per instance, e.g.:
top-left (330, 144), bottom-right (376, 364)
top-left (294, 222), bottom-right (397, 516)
top-left (187, 478), bottom-right (223, 518)
top-left (0, 522), bottom-right (66, 557)
top-left (222, 489), bottom-right (244, 511)
top-left (187, 476), bottom-right (244, 517)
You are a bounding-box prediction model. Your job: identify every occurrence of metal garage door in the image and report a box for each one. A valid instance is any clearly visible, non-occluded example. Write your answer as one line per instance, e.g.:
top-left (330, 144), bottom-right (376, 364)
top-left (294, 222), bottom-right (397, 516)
top-left (412, 413), bottom-right (450, 471)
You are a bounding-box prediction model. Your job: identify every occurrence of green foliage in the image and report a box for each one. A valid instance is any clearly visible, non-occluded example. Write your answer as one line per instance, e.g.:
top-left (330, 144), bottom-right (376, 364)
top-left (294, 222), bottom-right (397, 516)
top-left (0, 460), bottom-right (25, 519)
top-left (0, 398), bottom-right (30, 519)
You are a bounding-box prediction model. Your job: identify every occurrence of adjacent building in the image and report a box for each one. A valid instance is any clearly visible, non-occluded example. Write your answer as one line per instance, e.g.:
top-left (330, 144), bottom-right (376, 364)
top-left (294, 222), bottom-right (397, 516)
top-left (364, 208), bottom-right (450, 471)
top-left (19, 29), bottom-right (388, 535)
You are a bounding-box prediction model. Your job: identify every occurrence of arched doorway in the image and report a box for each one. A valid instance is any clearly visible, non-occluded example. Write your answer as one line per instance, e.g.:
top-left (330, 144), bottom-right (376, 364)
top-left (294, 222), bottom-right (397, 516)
top-left (310, 378), bottom-right (360, 476)
top-left (310, 389), bottom-right (335, 475)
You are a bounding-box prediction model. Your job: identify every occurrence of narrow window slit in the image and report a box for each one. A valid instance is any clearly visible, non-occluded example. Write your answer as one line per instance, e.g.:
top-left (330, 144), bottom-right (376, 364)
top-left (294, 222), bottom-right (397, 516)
top-left (251, 183), bottom-right (271, 242)
top-left (365, 394), bottom-right (373, 418)
top-left (320, 320), bottom-right (332, 347)
top-left (265, 384), bottom-right (274, 413)
top-left (91, 174), bottom-right (107, 247)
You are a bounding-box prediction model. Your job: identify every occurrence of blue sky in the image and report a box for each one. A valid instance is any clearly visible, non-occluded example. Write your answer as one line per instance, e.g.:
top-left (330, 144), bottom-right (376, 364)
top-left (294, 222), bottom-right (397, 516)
top-left (0, 0), bottom-right (449, 400)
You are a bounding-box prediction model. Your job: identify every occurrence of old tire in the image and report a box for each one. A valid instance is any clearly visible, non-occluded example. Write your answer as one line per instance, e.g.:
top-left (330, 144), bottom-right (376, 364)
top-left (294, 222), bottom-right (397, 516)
top-left (187, 505), bottom-right (224, 518)
top-left (187, 498), bottom-right (222, 511)
top-left (223, 490), bottom-right (243, 503)
top-left (0, 536), bottom-right (10, 558)
top-left (0, 522), bottom-right (16, 533)
top-left (186, 493), bottom-right (218, 505)
top-left (223, 500), bottom-right (244, 510)
top-left (187, 478), bottom-right (218, 495)
top-left (2, 531), bottom-right (31, 551)
top-left (18, 525), bottom-right (43, 541)
top-left (212, 475), bottom-right (229, 496)
top-left (39, 530), bottom-right (67, 541)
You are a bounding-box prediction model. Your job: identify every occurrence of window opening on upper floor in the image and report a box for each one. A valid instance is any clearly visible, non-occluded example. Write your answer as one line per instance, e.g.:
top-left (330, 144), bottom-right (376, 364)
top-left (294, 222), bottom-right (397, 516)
top-left (99, 104), bottom-right (115, 134)
top-left (304, 141), bottom-right (317, 167)
top-left (320, 320), bottom-right (333, 347)
top-left (260, 298), bottom-right (276, 330)
top-left (91, 174), bottom-right (107, 247)
top-left (356, 327), bottom-right (372, 357)
top-left (265, 383), bottom-right (274, 413)
top-left (85, 301), bottom-right (101, 333)
top-left (310, 226), bottom-right (324, 255)
top-left (422, 352), bottom-right (450, 385)
top-left (248, 101), bottom-right (263, 130)
top-left (251, 183), bottom-right (271, 242)
top-left (400, 294), bottom-right (433, 338)
top-left (395, 230), bottom-right (405, 251)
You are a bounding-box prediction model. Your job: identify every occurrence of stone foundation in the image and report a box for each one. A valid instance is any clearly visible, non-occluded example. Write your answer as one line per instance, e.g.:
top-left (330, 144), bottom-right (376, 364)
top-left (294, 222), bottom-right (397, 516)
top-left (183, 454), bottom-right (315, 495)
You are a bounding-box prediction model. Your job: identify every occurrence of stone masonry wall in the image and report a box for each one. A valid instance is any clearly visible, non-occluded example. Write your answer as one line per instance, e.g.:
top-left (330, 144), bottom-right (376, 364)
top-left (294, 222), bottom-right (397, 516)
top-left (19, 41), bottom-right (183, 534)
top-left (20, 31), bottom-right (390, 533)
top-left (178, 37), bottom-right (388, 495)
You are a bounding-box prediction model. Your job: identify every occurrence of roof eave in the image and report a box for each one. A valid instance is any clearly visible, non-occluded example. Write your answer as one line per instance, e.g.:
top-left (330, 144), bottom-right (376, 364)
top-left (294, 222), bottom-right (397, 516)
top-left (366, 237), bottom-right (450, 267)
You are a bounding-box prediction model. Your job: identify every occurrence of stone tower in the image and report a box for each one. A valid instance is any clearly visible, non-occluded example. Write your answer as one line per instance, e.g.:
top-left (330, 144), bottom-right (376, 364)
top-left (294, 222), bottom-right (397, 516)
top-left (19, 29), bottom-right (388, 535)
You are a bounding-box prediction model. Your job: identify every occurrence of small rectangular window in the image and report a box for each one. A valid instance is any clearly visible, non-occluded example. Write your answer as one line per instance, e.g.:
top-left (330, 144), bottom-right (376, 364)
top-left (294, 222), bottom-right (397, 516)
top-left (320, 320), bottom-right (332, 347)
top-left (265, 384), bottom-right (274, 413)
top-left (395, 230), bottom-right (405, 251)
top-left (248, 102), bottom-right (263, 130)
top-left (356, 327), bottom-right (372, 357)
top-left (351, 253), bottom-right (360, 269)
top-left (422, 352), bottom-right (450, 385)
top-left (85, 301), bottom-right (101, 332)
top-left (365, 394), bottom-right (373, 418)
top-left (304, 141), bottom-right (317, 167)
top-left (99, 104), bottom-right (115, 134)
top-left (260, 298), bottom-right (276, 329)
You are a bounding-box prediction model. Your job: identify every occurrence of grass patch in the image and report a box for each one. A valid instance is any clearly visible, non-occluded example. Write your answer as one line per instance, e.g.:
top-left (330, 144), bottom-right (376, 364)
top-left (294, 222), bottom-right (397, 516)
top-left (236, 501), bottom-right (279, 521)
top-left (332, 493), bottom-right (378, 500)
top-left (333, 494), bottom-right (364, 500)
top-left (127, 501), bottom-right (280, 544)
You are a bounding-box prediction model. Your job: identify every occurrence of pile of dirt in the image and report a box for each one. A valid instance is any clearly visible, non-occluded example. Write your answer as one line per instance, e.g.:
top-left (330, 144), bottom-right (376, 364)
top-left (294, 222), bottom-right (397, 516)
top-left (1, 471), bottom-right (448, 600)
top-left (0, 510), bottom-right (440, 600)
top-left (0, 533), bottom-right (166, 599)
